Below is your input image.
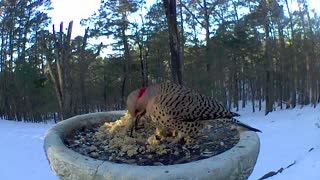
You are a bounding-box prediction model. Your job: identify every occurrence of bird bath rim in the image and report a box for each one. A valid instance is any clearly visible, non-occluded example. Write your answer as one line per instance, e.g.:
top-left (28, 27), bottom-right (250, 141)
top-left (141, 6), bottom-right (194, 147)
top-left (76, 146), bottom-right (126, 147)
top-left (44, 112), bottom-right (260, 180)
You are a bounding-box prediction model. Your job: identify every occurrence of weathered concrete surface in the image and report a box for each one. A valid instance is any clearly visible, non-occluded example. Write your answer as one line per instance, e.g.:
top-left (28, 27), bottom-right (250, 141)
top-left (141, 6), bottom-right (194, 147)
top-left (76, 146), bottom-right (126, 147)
top-left (44, 112), bottom-right (260, 180)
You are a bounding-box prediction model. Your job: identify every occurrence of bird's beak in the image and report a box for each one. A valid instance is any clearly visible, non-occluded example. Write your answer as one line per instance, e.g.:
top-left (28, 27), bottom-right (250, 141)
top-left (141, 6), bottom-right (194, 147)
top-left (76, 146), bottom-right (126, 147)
top-left (130, 110), bottom-right (146, 137)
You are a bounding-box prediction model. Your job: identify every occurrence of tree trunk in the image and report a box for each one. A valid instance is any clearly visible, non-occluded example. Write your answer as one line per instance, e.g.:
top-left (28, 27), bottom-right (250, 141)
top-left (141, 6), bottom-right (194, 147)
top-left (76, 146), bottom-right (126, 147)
top-left (262, 0), bottom-right (273, 115)
top-left (285, 0), bottom-right (297, 108)
top-left (163, 0), bottom-right (183, 85)
top-left (47, 21), bottom-right (74, 121)
top-left (179, 1), bottom-right (185, 77)
top-left (203, 0), bottom-right (211, 72)
top-left (121, 11), bottom-right (131, 104)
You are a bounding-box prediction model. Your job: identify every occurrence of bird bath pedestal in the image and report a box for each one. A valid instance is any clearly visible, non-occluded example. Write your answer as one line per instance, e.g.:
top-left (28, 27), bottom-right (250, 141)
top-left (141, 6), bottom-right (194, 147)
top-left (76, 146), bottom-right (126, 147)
top-left (44, 112), bottom-right (260, 180)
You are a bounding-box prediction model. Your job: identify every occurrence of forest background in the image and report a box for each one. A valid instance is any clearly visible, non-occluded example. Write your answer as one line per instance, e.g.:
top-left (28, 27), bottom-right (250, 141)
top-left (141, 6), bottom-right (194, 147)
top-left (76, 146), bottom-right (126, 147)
top-left (0, 0), bottom-right (320, 122)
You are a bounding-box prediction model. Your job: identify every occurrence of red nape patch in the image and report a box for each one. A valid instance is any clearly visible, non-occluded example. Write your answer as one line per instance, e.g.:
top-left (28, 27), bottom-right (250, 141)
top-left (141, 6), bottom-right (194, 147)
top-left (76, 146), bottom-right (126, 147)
top-left (137, 87), bottom-right (147, 99)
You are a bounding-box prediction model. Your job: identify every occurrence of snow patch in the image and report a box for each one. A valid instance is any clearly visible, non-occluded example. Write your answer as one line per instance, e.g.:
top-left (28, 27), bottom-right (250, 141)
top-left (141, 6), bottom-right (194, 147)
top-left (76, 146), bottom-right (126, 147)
top-left (0, 120), bottom-right (57, 180)
top-left (237, 106), bottom-right (320, 180)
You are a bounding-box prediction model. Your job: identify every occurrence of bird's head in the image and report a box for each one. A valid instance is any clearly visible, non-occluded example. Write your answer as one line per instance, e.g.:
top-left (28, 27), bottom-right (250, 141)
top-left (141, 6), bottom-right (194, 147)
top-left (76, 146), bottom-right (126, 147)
top-left (127, 87), bottom-right (148, 118)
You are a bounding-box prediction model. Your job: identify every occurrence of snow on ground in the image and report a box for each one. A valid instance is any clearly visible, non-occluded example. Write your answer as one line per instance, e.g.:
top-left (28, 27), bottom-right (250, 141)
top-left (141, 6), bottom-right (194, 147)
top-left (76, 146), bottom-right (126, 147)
top-left (0, 106), bottom-right (319, 180)
top-left (0, 120), bottom-right (57, 180)
top-left (237, 105), bottom-right (320, 180)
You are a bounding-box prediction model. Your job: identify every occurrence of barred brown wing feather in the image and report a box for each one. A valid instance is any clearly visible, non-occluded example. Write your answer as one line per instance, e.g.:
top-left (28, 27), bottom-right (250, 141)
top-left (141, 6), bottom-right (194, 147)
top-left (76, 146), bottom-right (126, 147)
top-left (155, 83), bottom-right (235, 122)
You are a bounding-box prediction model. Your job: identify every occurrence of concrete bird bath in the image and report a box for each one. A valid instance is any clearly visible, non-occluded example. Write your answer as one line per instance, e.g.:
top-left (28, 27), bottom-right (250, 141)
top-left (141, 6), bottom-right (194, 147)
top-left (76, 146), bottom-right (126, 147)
top-left (44, 112), bottom-right (260, 180)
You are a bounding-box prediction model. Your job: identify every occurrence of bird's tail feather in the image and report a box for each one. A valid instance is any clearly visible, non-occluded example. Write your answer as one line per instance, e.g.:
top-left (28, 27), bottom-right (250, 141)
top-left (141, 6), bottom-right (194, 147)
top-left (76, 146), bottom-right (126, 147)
top-left (218, 118), bottom-right (262, 132)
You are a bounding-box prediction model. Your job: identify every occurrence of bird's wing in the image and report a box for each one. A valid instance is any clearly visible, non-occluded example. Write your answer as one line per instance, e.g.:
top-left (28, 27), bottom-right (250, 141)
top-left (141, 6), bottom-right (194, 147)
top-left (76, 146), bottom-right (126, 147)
top-left (155, 83), bottom-right (237, 122)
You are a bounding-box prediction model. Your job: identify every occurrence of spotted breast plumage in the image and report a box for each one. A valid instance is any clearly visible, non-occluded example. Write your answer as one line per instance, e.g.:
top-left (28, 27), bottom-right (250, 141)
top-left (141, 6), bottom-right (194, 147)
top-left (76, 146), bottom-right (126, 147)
top-left (127, 82), bottom-right (261, 142)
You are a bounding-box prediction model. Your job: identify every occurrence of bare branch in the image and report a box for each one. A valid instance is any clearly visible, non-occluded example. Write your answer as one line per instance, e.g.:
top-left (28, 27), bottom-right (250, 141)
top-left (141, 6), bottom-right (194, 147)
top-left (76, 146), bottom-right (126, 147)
top-left (180, 1), bottom-right (206, 28)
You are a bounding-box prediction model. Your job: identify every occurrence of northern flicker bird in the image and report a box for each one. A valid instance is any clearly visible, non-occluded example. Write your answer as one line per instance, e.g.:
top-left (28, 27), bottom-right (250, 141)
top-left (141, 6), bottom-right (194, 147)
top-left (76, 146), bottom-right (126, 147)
top-left (127, 82), bottom-right (261, 143)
